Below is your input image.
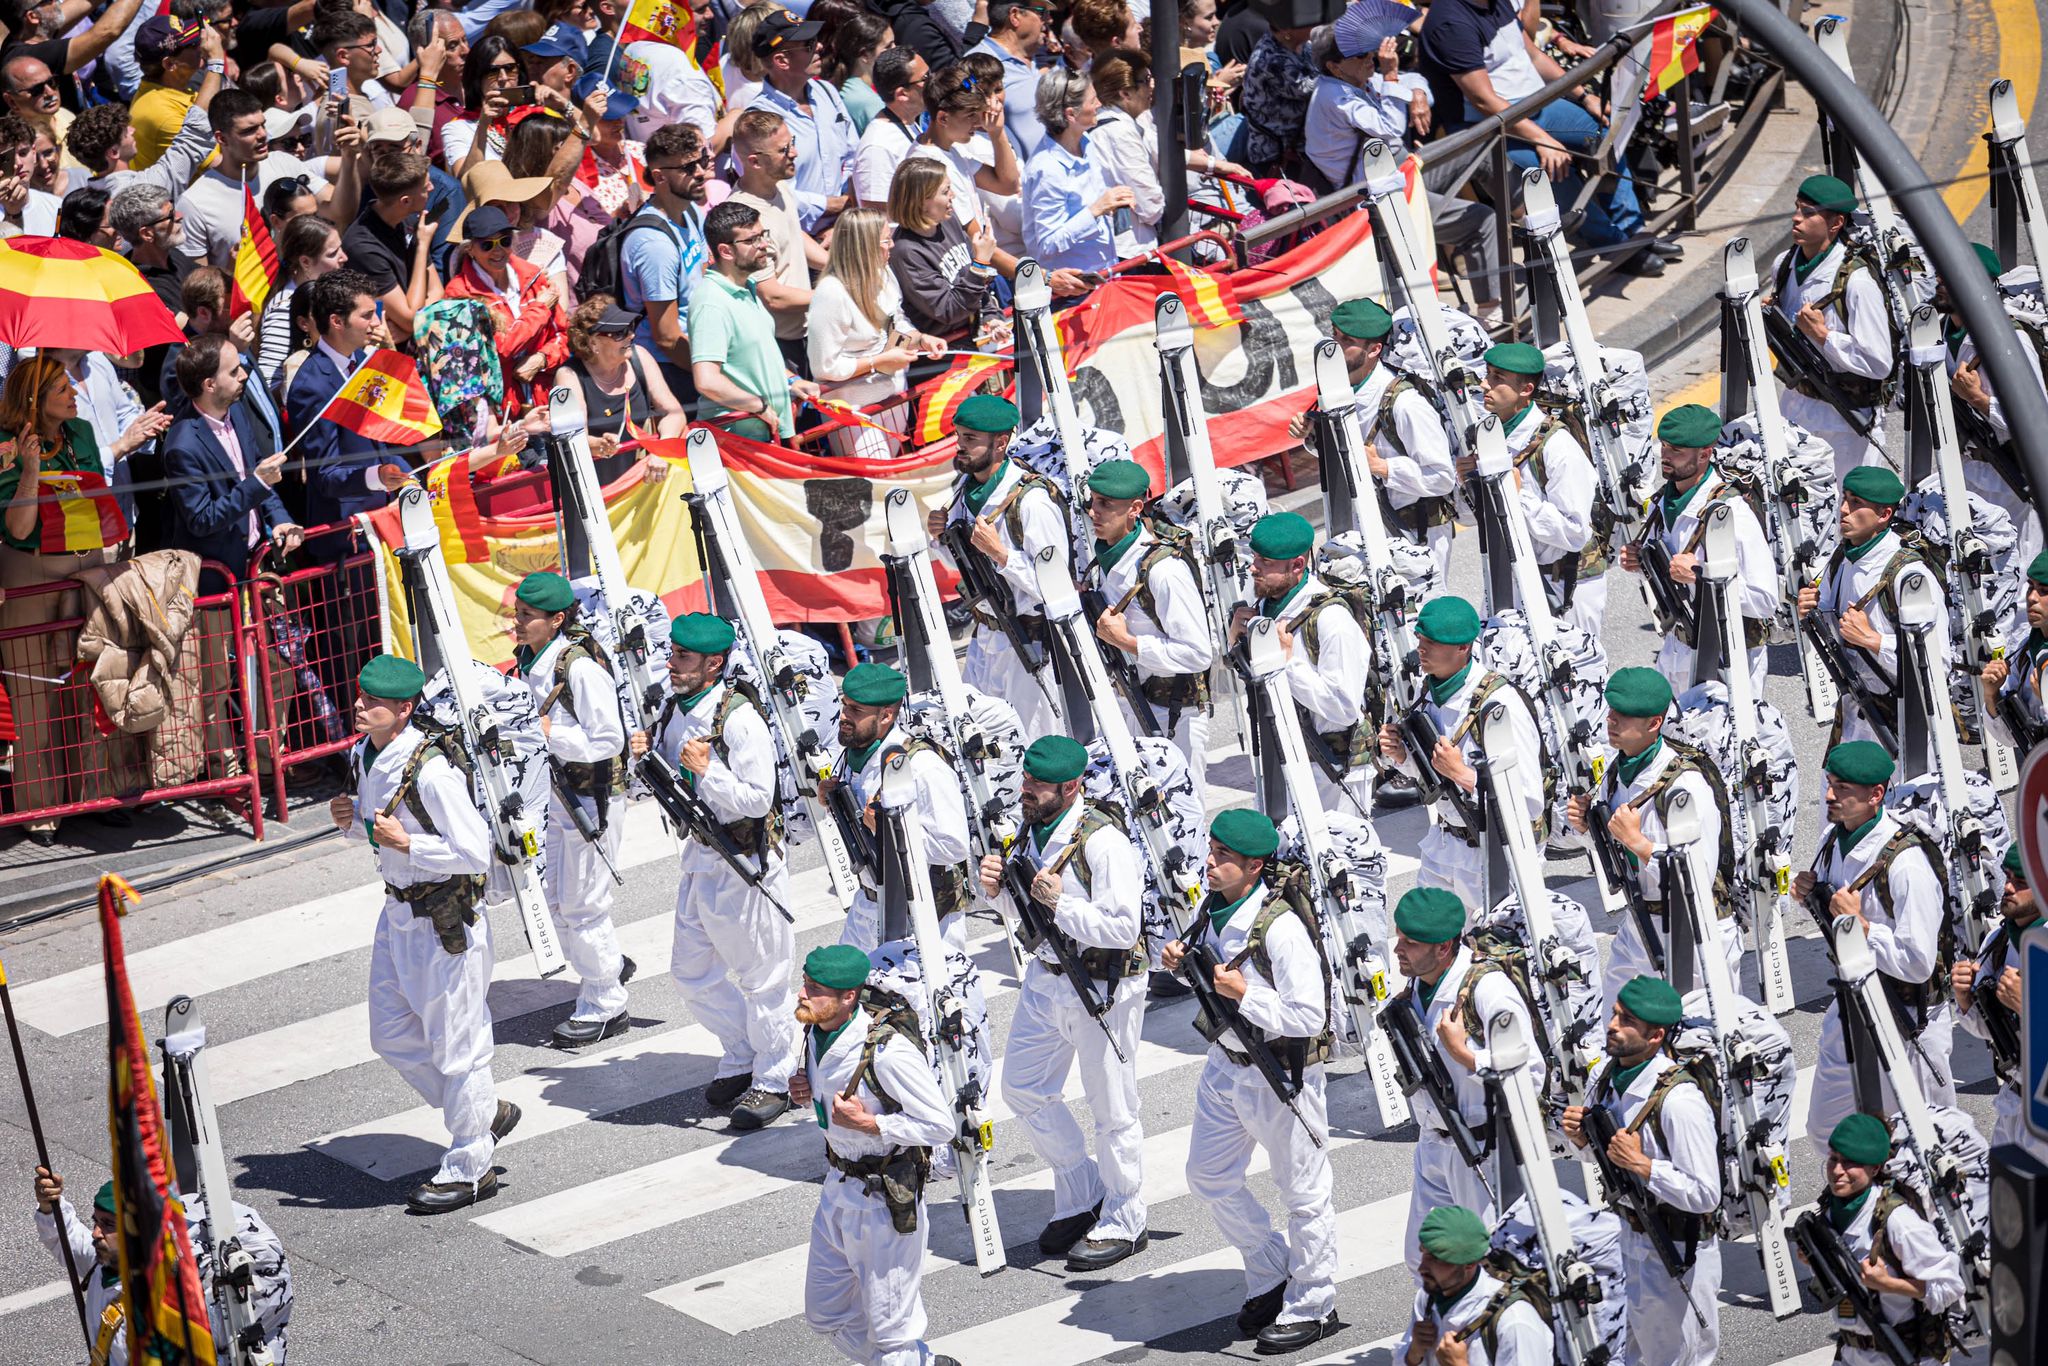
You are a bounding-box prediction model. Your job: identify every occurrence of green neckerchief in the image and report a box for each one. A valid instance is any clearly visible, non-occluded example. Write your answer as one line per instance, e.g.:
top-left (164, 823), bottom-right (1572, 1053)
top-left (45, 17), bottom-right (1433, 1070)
top-left (1030, 808), bottom-right (1071, 852)
top-left (1825, 1186), bottom-right (1874, 1232)
top-left (1426, 1276), bottom-right (1478, 1321)
top-left (809, 1014), bottom-right (859, 1129)
top-left (514, 637), bottom-right (556, 673)
top-left (1662, 465), bottom-right (1713, 521)
top-left (1948, 324), bottom-right (1969, 357)
top-left (1258, 575), bottom-right (1309, 620)
top-left (677, 684), bottom-right (716, 786)
top-left (1502, 401), bottom-right (1538, 437)
top-left (1840, 528), bottom-right (1889, 562)
top-left (1092, 524), bottom-right (1143, 572)
top-left (1206, 887), bottom-right (1257, 935)
top-left (844, 737), bottom-right (884, 776)
top-left (2023, 628), bottom-right (2048, 668)
top-left (961, 459), bottom-right (1010, 516)
top-left (1607, 1056), bottom-right (1652, 1095)
top-left (362, 736), bottom-right (387, 844)
top-left (1428, 660), bottom-right (1473, 707)
top-left (1614, 737), bottom-right (1664, 788)
top-left (1836, 812), bottom-right (1883, 855)
top-left (1415, 967), bottom-right (1450, 1011)
top-left (100, 1264), bottom-right (119, 1289)
top-left (1792, 238), bottom-right (1837, 285)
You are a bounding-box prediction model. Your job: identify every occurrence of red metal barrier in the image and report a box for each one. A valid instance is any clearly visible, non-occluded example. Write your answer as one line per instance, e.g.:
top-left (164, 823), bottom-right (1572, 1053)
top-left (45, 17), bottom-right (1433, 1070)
top-left (244, 537), bottom-right (379, 823)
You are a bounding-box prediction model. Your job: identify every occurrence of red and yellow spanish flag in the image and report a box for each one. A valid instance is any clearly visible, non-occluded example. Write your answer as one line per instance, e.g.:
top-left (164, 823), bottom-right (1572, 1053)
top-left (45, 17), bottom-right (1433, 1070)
top-left (229, 182), bottom-right (279, 319)
top-left (425, 450), bottom-right (489, 564)
top-left (329, 349), bottom-right (443, 446)
top-left (1160, 255), bottom-right (1242, 329)
top-left (102, 874), bottom-right (217, 1366)
top-left (619, 0), bottom-right (697, 51)
top-left (1642, 6), bottom-right (1714, 102)
top-left (914, 354), bottom-right (1006, 446)
top-left (32, 466), bottom-right (129, 554)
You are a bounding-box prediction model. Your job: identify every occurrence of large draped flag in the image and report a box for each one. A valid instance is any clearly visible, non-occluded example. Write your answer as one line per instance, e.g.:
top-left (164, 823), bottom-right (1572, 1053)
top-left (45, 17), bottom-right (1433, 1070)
top-left (1160, 255), bottom-right (1242, 329)
top-left (228, 182), bottom-right (278, 319)
top-left (914, 353), bottom-right (1005, 445)
top-left (1643, 6), bottom-right (1715, 101)
top-left (102, 874), bottom-right (216, 1366)
top-left (329, 350), bottom-right (443, 446)
top-left (423, 450), bottom-right (489, 564)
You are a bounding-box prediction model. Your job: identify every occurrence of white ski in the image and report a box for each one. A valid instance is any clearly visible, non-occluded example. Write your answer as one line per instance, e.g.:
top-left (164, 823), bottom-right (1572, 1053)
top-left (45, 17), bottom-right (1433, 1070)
top-left (1012, 259), bottom-right (1087, 452)
top-left (395, 485), bottom-right (567, 978)
top-left (684, 428), bottom-right (861, 912)
top-left (1240, 614), bottom-right (1409, 1129)
top-left (1986, 78), bottom-right (2048, 273)
top-left (877, 751), bottom-right (1006, 1276)
top-left (1155, 292), bottom-right (1245, 657)
top-left (1721, 236), bottom-right (1840, 721)
top-left (1659, 788), bottom-right (1800, 1320)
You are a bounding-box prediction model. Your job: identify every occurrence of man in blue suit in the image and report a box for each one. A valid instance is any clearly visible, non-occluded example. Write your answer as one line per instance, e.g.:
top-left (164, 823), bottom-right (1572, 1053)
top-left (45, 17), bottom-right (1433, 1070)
top-left (162, 335), bottom-right (302, 591)
top-left (285, 268), bottom-right (412, 559)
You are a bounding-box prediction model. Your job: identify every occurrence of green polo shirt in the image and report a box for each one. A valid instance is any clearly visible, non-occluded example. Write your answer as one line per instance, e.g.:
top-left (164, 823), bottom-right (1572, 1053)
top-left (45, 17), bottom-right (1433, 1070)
top-left (688, 269), bottom-right (792, 440)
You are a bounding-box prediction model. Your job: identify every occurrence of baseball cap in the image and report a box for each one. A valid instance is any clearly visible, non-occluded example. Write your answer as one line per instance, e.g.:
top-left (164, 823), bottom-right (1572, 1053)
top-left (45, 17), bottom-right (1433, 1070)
top-left (262, 107), bottom-right (311, 143)
top-left (522, 21), bottom-right (590, 66)
top-left (590, 302), bottom-right (640, 335)
top-left (752, 10), bottom-right (824, 57)
top-left (457, 204), bottom-right (515, 244)
top-left (363, 107), bottom-right (419, 144)
top-left (573, 69), bottom-right (640, 123)
top-left (136, 14), bottom-right (203, 65)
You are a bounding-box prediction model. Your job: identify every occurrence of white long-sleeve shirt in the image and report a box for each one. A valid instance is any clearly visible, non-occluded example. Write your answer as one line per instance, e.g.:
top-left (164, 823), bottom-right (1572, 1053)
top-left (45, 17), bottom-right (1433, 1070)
top-left (1646, 466), bottom-right (1780, 625)
top-left (1195, 881), bottom-right (1329, 1047)
top-left (1829, 1185), bottom-right (1966, 1340)
top-left (1501, 402), bottom-right (1595, 568)
top-left (806, 273), bottom-right (912, 409)
top-left (1409, 945), bottom-right (1545, 1133)
top-left (1773, 239), bottom-right (1895, 386)
top-left (1086, 106), bottom-right (1162, 247)
top-left (1598, 1051), bottom-right (1722, 1219)
top-left (1258, 572), bottom-right (1370, 735)
top-left (648, 679), bottom-right (779, 873)
top-left (1395, 664), bottom-right (1544, 836)
top-left (1089, 523), bottom-right (1216, 682)
top-left (1007, 798), bottom-right (1144, 986)
top-left (806, 1006), bottom-right (955, 1163)
top-left (522, 635), bottom-right (627, 765)
top-left (1357, 362), bottom-right (1457, 513)
top-left (1397, 1266), bottom-right (1554, 1365)
top-left (1812, 811), bottom-right (1947, 987)
top-left (1816, 528), bottom-right (1952, 727)
top-left (943, 458), bottom-right (1071, 618)
top-left (343, 724), bottom-right (494, 889)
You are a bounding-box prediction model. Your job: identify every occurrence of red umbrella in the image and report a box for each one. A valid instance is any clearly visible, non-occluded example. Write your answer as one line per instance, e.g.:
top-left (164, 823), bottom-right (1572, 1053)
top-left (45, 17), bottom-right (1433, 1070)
top-left (0, 235), bottom-right (184, 354)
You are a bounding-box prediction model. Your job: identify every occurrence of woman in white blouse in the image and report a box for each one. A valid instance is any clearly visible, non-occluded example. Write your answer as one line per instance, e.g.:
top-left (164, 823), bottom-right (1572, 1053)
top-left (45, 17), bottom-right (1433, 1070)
top-left (804, 208), bottom-right (945, 460)
top-left (1089, 48), bottom-right (1251, 255)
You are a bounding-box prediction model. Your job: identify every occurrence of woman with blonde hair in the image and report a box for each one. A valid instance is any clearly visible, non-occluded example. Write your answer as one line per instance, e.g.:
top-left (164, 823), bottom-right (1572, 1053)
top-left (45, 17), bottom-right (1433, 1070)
top-left (806, 207), bottom-right (944, 459)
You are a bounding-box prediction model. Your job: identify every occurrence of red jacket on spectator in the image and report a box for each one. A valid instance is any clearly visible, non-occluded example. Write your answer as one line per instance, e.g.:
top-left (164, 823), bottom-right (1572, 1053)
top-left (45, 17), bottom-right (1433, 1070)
top-left (442, 253), bottom-right (570, 411)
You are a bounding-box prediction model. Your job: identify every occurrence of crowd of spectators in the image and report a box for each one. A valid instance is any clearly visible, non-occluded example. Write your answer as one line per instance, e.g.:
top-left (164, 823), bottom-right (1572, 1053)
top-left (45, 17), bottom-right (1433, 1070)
top-left (0, 0), bottom-right (1672, 840)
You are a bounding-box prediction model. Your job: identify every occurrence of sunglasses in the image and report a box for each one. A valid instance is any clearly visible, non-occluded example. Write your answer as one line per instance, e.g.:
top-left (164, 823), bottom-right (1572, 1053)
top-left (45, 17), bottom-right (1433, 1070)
top-left (472, 232), bottom-right (513, 250)
top-left (11, 77), bottom-right (56, 100)
top-left (486, 61), bottom-right (521, 75)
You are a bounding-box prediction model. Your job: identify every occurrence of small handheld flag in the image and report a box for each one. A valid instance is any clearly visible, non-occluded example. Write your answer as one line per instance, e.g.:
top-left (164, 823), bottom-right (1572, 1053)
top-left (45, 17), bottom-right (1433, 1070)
top-left (329, 350), bottom-right (444, 447)
top-left (1643, 6), bottom-right (1715, 102)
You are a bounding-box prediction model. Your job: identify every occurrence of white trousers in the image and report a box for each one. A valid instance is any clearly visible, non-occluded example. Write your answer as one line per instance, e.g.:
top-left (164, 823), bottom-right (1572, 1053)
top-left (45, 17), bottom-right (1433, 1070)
top-left (999, 967), bottom-right (1147, 1240)
top-left (1804, 999), bottom-right (1956, 1159)
top-left (1185, 1050), bottom-right (1337, 1326)
top-left (806, 1170), bottom-right (934, 1366)
top-left (1417, 826), bottom-right (1484, 917)
top-left (1120, 692), bottom-right (1211, 813)
top-left (965, 625), bottom-right (1061, 740)
top-left (1603, 908), bottom-right (1748, 1016)
top-left (1783, 390), bottom-right (1887, 482)
top-left (1404, 1128), bottom-right (1494, 1276)
top-left (367, 902), bottom-right (498, 1185)
top-left (672, 847), bottom-right (798, 1090)
top-left (1561, 572), bottom-right (1608, 641)
top-left (544, 791), bottom-right (628, 1022)
top-left (1621, 1230), bottom-right (1720, 1366)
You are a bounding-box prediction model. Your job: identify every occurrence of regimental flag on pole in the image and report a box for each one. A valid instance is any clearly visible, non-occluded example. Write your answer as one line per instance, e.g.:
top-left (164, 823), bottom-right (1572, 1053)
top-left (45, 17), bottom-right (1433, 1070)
top-left (329, 349), bottom-right (444, 446)
top-left (101, 874), bottom-right (217, 1366)
top-left (1159, 255), bottom-right (1242, 329)
top-left (1642, 5), bottom-right (1714, 101)
top-left (618, 0), bottom-right (697, 51)
top-left (424, 450), bottom-right (489, 563)
top-left (914, 354), bottom-right (1006, 446)
top-left (228, 182), bottom-right (278, 319)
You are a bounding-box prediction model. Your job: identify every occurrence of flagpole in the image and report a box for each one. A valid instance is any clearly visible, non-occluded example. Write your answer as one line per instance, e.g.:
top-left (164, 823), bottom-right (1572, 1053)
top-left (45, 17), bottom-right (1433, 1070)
top-left (0, 953), bottom-right (93, 1348)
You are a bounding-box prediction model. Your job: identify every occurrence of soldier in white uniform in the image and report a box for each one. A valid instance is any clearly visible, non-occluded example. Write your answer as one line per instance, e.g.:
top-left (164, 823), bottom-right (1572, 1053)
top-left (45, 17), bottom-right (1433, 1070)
top-left (1807, 1114), bottom-right (1966, 1366)
top-left (327, 655), bottom-right (517, 1213)
top-left (1165, 809), bottom-right (1340, 1355)
top-left (510, 571), bottom-right (632, 1048)
top-left (1231, 510), bottom-right (1373, 818)
top-left (1939, 242), bottom-right (2046, 560)
top-left (1389, 886), bottom-right (1544, 1278)
top-left (1564, 975), bottom-right (1723, 1366)
top-left (1288, 297), bottom-right (1459, 581)
top-left (1566, 668), bottom-right (1746, 1010)
top-left (631, 613), bottom-right (795, 1131)
top-left (1082, 459), bottom-right (1217, 807)
top-left (1771, 174), bottom-right (1897, 480)
top-left (1377, 596), bottom-right (1543, 911)
top-left (1978, 550), bottom-right (2048, 753)
top-left (1793, 742), bottom-right (1957, 1158)
top-left (1398, 1204), bottom-right (1553, 1366)
top-left (788, 944), bottom-right (962, 1366)
top-left (926, 394), bottom-right (1070, 739)
top-left (1796, 467), bottom-right (1949, 748)
top-left (976, 735), bottom-right (1149, 1270)
top-left (1619, 404), bottom-right (1779, 695)
top-left (1952, 845), bottom-right (2048, 1164)
top-left (1467, 341), bottom-right (1602, 638)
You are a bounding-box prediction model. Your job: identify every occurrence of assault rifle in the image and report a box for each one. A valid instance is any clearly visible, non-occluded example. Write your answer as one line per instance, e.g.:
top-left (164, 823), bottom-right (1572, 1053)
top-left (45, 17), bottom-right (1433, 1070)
top-left (1760, 305), bottom-right (1878, 441)
top-left (544, 754), bottom-right (622, 885)
top-left (1583, 790), bottom-right (1655, 969)
top-left (939, 518), bottom-right (1057, 680)
top-left (1634, 530), bottom-right (1698, 643)
top-left (635, 751), bottom-right (795, 922)
top-left (1789, 1210), bottom-right (1917, 1366)
top-left (1176, 907), bottom-right (1323, 1147)
top-left (1078, 583), bottom-right (1164, 736)
top-left (1000, 843), bottom-right (1128, 1062)
top-left (1998, 686), bottom-right (2048, 754)
top-left (1384, 992), bottom-right (1492, 1172)
top-left (1397, 702), bottom-right (1484, 833)
top-left (1800, 610), bottom-right (1900, 750)
top-left (1582, 1103), bottom-right (1705, 1296)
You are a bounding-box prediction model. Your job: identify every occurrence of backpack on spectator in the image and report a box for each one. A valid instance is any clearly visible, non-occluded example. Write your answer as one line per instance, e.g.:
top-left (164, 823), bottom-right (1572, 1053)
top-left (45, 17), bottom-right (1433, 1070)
top-left (581, 208), bottom-right (682, 307)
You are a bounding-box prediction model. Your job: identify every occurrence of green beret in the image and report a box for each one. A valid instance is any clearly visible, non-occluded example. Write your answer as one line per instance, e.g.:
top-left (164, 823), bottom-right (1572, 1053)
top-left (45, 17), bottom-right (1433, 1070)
top-left (1606, 666), bottom-right (1674, 719)
top-left (1824, 740), bottom-right (1895, 787)
top-left (1973, 242), bottom-right (2006, 282)
top-left (1086, 459), bottom-right (1151, 501)
top-left (1484, 341), bottom-right (1547, 377)
top-left (358, 654), bottom-right (426, 701)
top-left (1841, 465), bottom-right (1905, 507)
top-left (1209, 808), bottom-right (1279, 859)
top-left (1394, 886), bottom-right (1465, 944)
top-left (1331, 297), bottom-right (1393, 340)
top-left (1656, 403), bottom-right (1724, 449)
top-left (1828, 1112), bottom-right (1893, 1167)
top-left (94, 1181), bottom-right (116, 1217)
top-left (954, 394), bottom-right (1018, 434)
top-left (1417, 1205), bottom-right (1492, 1264)
top-left (804, 944), bottom-right (871, 991)
top-left (841, 662), bottom-right (908, 707)
top-left (669, 613), bottom-right (736, 656)
top-left (1248, 511), bottom-right (1315, 561)
top-left (2004, 842), bottom-right (2027, 884)
top-left (1797, 173), bottom-right (1858, 215)
top-left (1616, 974), bottom-right (1684, 1027)
top-left (2027, 550), bottom-right (2048, 585)
top-left (515, 571), bottom-right (576, 613)
top-left (1023, 735), bottom-right (1089, 783)
top-left (1416, 596), bottom-right (1481, 645)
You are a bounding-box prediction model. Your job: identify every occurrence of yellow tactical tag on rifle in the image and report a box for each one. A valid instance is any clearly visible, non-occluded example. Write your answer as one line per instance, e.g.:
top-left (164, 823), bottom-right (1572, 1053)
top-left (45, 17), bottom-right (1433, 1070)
top-left (1591, 754), bottom-right (1605, 784)
top-left (975, 1120), bottom-right (994, 1151)
top-left (1773, 867), bottom-right (1790, 895)
top-left (1769, 1153), bottom-right (1790, 1189)
top-left (519, 829), bottom-right (540, 858)
top-left (1368, 969), bottom-right (1389, 1003)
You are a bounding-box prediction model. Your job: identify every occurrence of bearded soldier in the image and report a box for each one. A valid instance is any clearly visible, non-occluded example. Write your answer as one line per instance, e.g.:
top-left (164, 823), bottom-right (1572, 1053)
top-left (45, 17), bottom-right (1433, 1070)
top-left (1952, 845), bottom-right (2048, 1163)
top-left (510, 571), bottom-right (633, 1048)
top-left (1620, 404), bottom-right (1779, 693)
top-left (1082, 459), bottom-right (1217, 806)
top-left (1399, 1205), bottom-right (1552, 1366)
top-left (630, 612), bottom-right (795, 1131)
top-left (976, 735), bottom-right (1149, 1270)
top-left (789, 945), bottom-right (962, 1366)
top-left (925, 394), bottom-right (1071, 738)
top-left (1564, 976), bottom-right (1723, 1366)
top-left (1167, 809), bottom-right (1340, 1355)
top-left (1772, 174), bottom-right (1896, 479)
top-left (326, 655), bottom-right (518, 1213)
top-left (1376, 596), bottom-right (1543, 911)
top-left (1794, 742), bottom-right (1956, 1157)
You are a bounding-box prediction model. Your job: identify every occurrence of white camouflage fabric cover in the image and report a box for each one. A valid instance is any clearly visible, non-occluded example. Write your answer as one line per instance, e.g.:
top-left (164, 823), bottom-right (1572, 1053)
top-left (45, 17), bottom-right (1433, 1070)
top-left (1316, 529), bottom-right (1440, 607)
top-left (568, 575), bottom-right (672, 730)
top-left (1886, 769), bottom-right (2014, 910)
top-left (419, 658), bottom-right (550, 898)
top-left (898, 687), bottom-right (1027, 838)
top-left (1082, 734), bottom-right (1206, 955)
top-left (1276, 808), bottom-right (1389, 1059)
top-left (724, 627), bottom-right (841, 846)
top-left (1155, 466), bottom-right (1271, 616)
top-left (1492, 1190), bottom-right (1630, 1364)
top-left (1714, 414), bottom-right (1839, 644)
top-left (1880, 1102), bottom-right (1990, 1344)
top-left (1673, 987), bottom-right (1798, 1233)
top-left (1385, 303), bottom-right (1490, 383)
top-left (1474, 886), bottom-right (1604, 1094)
top-left (1010, 414), bottom-right (1133, 562)
top-left (1898, 475), bottom-right (2026, 720)
top-left (1476, 610), bottom-right (1609, 841)
top-left (1670, 681), bottom-right (1803, 927)
top-left (865, 936), bottom-right (995, 1135)
top-left (1539, 341), bottom-right (1658, 532)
